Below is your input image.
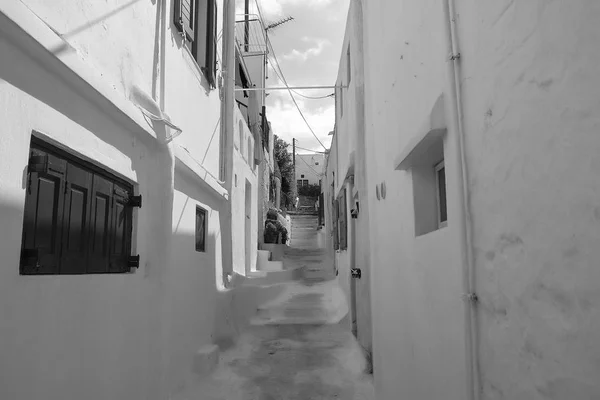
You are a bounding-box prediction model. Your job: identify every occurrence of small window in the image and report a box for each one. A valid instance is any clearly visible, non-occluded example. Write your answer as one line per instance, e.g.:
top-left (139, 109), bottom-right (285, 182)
top-left (435, 160), bottom-right (447, 228)
top-left (195, 206), bottom-right (207, 252)
top-left (301, 174), bottom-right (305, 178)
top-left (174, 0), bottom-right (218, 87)
top-left (315, 162), bottom-right (319, 165)
top-left (20, 138), bottom-right (136, 274)
top-left (297, 179), bottom-right (302, 187)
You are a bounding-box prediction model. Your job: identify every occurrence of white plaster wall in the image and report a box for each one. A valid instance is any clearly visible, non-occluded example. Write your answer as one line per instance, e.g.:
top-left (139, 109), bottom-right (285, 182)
top-left (333, 1), bottom-right (372, 353)
top-left (168, 167), bottom-right (228, 391)
top-left (0, 0), bottom-right (231, 398)
top-left (19, 0), bottom-right (224, 177)
top-left (0, 62), bottom-right (170, 400)
top-left (456, 0), bottom-right (600, 398)
top-left (360, 0), bottom-right (468, 399)
top-left (231, 107), bottom-right (258, 275)
top-left (295, 154), bottom-right (325, 186)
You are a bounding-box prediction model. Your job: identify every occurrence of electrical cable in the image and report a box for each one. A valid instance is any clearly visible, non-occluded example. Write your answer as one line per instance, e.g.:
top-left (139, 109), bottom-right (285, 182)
top-left (266, 41), bottom-right (328, 151)
top-left (296, 153), bottom-right (322, 177)
top-left (289, 90), bottom-right (335, 100)
top-left (295, 145), bottom-right (328, 154)
top-left (252, 4), bottom-right (328, 151)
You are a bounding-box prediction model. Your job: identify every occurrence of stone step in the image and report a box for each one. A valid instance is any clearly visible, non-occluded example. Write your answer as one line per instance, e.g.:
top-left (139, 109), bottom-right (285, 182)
top-left (259, 260), bottom-right (284, 272)
top-left (256, 249), bottom-right (271, 271)
top-left (243, 267), bottom-right (304, 285)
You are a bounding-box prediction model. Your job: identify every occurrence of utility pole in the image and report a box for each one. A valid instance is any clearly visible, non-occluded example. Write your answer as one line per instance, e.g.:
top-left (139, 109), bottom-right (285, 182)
top-left (292, 138), bottom-right (297, 210)
top-left (244, 0), bottom-right (249, 52)
top-left (292, 138), bottom-right (296, 171)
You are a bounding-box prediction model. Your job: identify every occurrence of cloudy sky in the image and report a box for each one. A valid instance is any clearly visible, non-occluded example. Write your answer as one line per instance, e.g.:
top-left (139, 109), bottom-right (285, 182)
top-left (238, 0), bottom-right (350, 154)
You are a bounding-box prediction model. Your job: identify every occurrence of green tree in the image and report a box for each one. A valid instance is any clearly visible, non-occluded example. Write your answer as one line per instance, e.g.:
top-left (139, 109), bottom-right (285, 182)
top-left (298, 183), bottom-right (321, 198)
top-left (273, 135), bottom-right (297, 208)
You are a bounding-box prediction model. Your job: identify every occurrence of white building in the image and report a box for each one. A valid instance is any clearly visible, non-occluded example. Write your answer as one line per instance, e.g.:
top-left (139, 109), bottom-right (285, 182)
top-left (326, 0), bottom-right (600, 399)
top-left (296, 153), bottom-right (325, 187)
top-left (0, 0), bottom-right (265, 398)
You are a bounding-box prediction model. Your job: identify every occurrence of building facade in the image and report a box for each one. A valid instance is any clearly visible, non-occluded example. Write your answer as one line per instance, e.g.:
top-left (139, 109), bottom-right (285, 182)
top-left (0, 0), bottom-right (263, 398)
top-left (296, 153), bottom-right (325, 187)
top-left (326, 0), bottom-right (600, 399)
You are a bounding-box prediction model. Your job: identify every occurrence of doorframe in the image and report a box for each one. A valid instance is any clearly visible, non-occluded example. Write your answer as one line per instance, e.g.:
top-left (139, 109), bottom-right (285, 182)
top-left (244, 179), bottom-right (252, 274)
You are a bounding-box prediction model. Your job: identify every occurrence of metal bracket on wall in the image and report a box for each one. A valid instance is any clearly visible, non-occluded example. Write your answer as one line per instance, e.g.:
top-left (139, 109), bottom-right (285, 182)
top-left (462, 292), bottom-right (479, 305)
top-left (128, 195), bottom-right (142, 208)
top-left (128, 255), bottom-right (140, 269)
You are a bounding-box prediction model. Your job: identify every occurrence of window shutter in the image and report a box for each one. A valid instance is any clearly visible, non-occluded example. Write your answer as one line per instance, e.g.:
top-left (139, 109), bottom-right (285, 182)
top-left (204, 0), bottom-right (218, 87)
top-left (109, 184), bottom-right (133, 272)
top-left (20, 149), bottom-right (66, 274)
top-left (86, 175), bottom-right (113, 273)
top-left (333, 199), bottom-right (339, 250)
top-left (340, 189), bottom-right (347, 249)
top-left (174, 0), bottom-right (196, 42)
top-left (60, 163), bottom-right (93, 274)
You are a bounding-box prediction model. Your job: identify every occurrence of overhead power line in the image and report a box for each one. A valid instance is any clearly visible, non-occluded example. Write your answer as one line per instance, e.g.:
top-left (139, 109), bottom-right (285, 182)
top-left (297, 152), bottom-right (322, 177)
top-left (295, 145), bottom-right (328, 154)
top-left (265, 40), bottom-right (328, 151)
top-left (255, 0), bottom-right (329, 151)
top-left (290, 90), bottom-right (335, 100)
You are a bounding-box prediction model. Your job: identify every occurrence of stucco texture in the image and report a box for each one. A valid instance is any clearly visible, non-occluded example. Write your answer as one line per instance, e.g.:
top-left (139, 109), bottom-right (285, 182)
top-left (360, 0), bottom-right (468, 399)
top-left (457, 0), bottom-right (600, 398)
top-left (0, 0), bottom-right (252, 399)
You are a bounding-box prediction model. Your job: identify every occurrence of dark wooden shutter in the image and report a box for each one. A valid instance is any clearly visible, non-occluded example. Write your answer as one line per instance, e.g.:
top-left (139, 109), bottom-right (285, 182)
top-left (333, 199), bottom-right (339, 250)
top-left (174, 0), bottom-right (196, 42)
top-left (340, 189), bottom-right (347, 250)
top-left (109, 184), bottom-right (133, 272)
top-left (204, 0), bottom-right (218, 87)
top-left (87, 175), bottom-right (113, 273)
top-left (20, 149), bottom-right (66, 274)
top-left (60, 162), bottom-right (92, 274)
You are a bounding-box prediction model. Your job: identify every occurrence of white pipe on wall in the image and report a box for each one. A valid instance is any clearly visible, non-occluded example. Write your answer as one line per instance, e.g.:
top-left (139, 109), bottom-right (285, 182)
top-left (220, 0), bottom-right (235, 185)
top-left (442, 0), bottom-right (480, 399)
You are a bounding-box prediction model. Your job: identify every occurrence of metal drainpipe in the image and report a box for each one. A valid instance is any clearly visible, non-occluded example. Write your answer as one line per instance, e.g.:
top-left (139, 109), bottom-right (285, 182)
top-left (442, 0), bottom-right (480, 399)
top-left (220, 0), bottom-right (235, 186)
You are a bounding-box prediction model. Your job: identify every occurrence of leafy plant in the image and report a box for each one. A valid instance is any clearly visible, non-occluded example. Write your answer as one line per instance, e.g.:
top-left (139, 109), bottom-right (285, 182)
top-left (273, 135), bottom-right (297, 209)
top-left (263, 219), bottom-right (288, 244)
top-left (298, 183), bottom-right (321, 198)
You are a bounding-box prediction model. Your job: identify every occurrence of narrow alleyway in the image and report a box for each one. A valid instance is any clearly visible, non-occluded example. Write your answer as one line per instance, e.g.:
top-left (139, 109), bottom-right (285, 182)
top-left (180, 214), bottom-right (374, 400)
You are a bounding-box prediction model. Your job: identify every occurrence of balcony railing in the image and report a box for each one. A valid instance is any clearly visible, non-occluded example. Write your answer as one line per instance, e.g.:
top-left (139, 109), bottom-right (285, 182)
top-left (235, 14), bottom-right (267, 54)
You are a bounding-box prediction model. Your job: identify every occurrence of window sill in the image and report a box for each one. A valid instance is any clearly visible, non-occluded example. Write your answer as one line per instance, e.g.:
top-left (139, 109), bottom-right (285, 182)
top-left (174, 144), bottom-right (229, 200)
top-left (181, 45), bottom-right (216, 92)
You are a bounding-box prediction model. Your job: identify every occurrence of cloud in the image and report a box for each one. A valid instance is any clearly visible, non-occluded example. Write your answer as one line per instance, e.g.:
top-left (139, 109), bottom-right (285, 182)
top-left (267, 96), bottom-right (334, 152)
top-left (257, 0), bottom-right (335, 18)
top-left (282, 37), bottom-right (330, 61)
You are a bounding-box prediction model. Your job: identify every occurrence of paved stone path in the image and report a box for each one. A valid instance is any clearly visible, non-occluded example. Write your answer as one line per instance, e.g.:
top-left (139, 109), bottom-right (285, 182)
top-left (177, 214), bottom-right (374, 400)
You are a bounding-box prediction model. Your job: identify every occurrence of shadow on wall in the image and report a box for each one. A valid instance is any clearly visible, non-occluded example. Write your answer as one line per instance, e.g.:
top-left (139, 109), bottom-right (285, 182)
top-left (1, 19), bottom-right (176, 399)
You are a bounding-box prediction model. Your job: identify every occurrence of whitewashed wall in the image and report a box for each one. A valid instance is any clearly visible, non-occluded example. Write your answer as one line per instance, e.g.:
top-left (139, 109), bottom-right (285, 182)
top-left (0, 0), bottom-right (238, 399)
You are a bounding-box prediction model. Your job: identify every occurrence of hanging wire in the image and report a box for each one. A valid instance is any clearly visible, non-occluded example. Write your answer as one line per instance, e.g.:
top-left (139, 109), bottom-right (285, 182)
top-left (253, 0), bottom-right (329, 151)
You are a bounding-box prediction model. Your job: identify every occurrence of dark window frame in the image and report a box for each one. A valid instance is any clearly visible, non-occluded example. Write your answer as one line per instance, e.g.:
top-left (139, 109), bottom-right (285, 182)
top-left (435, 160), bottom-right (448, 228)
top-left (338, 188), bottom-right (348, 250)
top-left (174, 0), bottom-right (218, 88)
top-left (195, 206), bottom-right (207, 252)
top-left (20, 137), bottom-right (136, 275)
